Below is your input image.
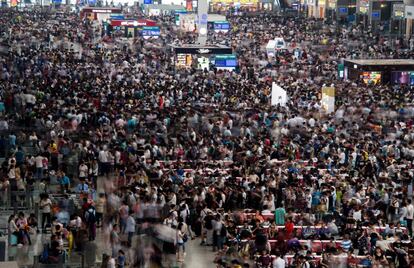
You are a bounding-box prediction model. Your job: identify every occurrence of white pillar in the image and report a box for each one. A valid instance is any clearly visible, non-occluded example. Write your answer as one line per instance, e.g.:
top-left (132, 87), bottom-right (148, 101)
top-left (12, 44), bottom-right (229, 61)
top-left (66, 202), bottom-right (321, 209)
top-left (197, 0), bottom-right (208, 45)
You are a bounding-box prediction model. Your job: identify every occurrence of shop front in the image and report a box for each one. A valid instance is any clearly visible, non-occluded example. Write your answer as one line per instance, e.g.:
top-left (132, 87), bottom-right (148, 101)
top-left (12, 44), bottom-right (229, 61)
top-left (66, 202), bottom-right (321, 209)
top-left (343, 59), bottom-right (414, 85)
top-left (105, 19), bottom-right (157, 38)
top-left (258, 0), bottom-right (274, 11)
top-left (209, 0), bottom-right (259, 13)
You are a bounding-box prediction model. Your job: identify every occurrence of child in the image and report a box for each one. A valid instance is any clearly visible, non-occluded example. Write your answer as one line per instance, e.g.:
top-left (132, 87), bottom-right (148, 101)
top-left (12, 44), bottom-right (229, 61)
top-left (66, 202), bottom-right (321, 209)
top-left (117, 249), bottom-right (126, 268)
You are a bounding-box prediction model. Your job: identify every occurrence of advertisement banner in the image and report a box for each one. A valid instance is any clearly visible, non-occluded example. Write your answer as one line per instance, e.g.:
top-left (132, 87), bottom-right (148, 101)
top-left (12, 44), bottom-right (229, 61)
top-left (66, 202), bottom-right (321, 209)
top-left (393, 3), bottom-right (405, 18)
top-left (406, 5), bottom-right (414, 19)
top-left (180, 14), bottom-right (196, 32)
top-left (321, 87), bottom-right (335, 113)
top-left (271, 83), bottom-right (288, 107)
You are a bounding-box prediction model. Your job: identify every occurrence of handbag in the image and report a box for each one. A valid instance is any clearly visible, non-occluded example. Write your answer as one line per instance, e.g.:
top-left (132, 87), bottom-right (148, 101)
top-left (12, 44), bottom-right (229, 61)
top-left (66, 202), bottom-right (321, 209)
top-left (182, 234), bottom-right (188, 242)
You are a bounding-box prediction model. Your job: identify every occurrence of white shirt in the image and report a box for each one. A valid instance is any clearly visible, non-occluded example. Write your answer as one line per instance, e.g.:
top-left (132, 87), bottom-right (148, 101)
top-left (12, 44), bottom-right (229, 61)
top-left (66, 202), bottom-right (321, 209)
top-left (79, 164), bottom-right (88, 178)
top-left (107, 257), bottom-right (116, 268)
top-left (273, 257), bottom-right (286, 268)
top-left (98, 150), bottom-right (108, 163)
top-left (353, 210), bottom-right (362, 221)
top-left (35, 156), bottom-right (44, 168)
top-left (125, 216), bottom-right (136, 233)
top-left (407, 204), bottom-right (414, 220)
top-left (40, 198), bottom-right (52, 213)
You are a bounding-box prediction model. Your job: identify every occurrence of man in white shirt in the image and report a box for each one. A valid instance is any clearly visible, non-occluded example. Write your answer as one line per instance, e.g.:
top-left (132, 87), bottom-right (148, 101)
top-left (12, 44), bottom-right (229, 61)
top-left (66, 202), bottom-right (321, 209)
top-left (405, 199), bottom-right (414, 237)
top-left (125, 212), bottom-right (136, 247)
top-left (35, 154), bottom-right (44, 179)
top-left (78, 162), bottom-right (88, 180)
top-left (98, 148), bottom-right (109, 176)
top-left (272, 252), bottom-right (286, 268)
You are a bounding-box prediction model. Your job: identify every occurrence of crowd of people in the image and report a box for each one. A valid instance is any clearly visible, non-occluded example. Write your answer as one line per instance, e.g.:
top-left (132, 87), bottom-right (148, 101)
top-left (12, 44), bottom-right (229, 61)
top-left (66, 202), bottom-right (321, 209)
top-left (1, 5), bottom-right (414, 268)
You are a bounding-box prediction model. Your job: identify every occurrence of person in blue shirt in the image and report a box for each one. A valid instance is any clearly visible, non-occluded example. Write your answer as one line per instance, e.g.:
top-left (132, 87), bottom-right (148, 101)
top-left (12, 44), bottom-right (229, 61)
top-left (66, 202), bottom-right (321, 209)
top-left (9, 134), bottom-right (16, 148)
top-left (76, 178), bottom-right (89, 194)
top-left (117, 249), bottom-right (126, 268)
top-left (15, 147), bottom-right (25, 166)
top-left (58, 171), bottom-right (71, 194)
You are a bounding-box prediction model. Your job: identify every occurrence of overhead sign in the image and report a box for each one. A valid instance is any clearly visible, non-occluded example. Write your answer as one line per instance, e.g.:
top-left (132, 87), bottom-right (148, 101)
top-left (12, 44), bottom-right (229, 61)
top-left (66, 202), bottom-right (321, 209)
top-left (110, 14), bottom-right (124, 19)
top-left (406, 5), bottom-right (414, 19)
top-left (211, 0), bottom-right (258, 3)
top-left (338, 63), bottom-right (344, 78)
top-left (175, 9), bottom-right (187, 26)
top-left (371, 10), bottom-right (381, 20)
top-left (142, 26), bottom-right (160, 38)
top-left (271, 83), bottom-right (288, 107)
top-left (213, 21), bottom-right (230, 32)
top-left (111, 19), bottom-right (157, 27)
top-left (215, 54), bottom-right (237, 67)
top-left (92, 9), bottom-right (113, 13)
top-left (321, 87), bottom-right (335, 113)
top-left (338, 7), bottom-right (348, 15)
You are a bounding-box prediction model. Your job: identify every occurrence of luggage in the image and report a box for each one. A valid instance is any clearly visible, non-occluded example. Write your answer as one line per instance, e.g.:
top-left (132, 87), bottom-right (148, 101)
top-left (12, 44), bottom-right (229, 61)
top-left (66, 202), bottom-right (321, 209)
top-left (9, 234), bottom-right (17, 246)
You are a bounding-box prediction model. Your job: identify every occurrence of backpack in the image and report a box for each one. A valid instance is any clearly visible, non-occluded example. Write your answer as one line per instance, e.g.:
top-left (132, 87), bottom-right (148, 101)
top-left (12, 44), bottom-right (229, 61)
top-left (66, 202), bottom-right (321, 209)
top-left (220, 225), bottom-right (227, 237)
top-left (39, 243), bottom-right (49, 263)
top-left (85, 207), bottom-right (96, 224)
top-left (205, 216), bottom-right (213, 229)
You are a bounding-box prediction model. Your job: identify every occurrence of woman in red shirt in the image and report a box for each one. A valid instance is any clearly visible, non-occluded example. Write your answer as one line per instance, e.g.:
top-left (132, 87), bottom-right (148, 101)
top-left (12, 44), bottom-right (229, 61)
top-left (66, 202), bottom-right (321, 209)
top-left (284, 217), bottom-right (294, 239)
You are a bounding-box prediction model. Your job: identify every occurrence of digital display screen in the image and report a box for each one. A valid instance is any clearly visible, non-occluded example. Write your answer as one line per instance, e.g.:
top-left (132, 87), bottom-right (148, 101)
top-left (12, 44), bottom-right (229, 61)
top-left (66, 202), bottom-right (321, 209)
top-left (394, 10), bottom-right (404, 18)
top-left (110, 15), bottom-right (124, 19)
top-left (225, 59), bottom-right (237, 67)
top-left (392, 71), bottom-right (414, 85)
top-left (372, 11), bottom-right (380, 19)
top-left (142, 26), bottom-right (160, 37)
top-left (338, 7), bottom-right (348, 14)
top-left (144, 0), bottom-right (152, 3)
top-left (215, 55), bottom-right (237, 67)
top-left (214, 22), bottom-right (230, 30)
top-left (177, 54), bottom-right (192, 67)
top-left (362, 72), bottom-right (381, 85)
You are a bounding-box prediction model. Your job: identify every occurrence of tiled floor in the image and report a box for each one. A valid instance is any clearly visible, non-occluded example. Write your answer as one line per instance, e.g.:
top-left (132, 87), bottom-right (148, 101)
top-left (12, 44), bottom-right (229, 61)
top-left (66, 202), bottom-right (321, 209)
top-left (6, 231), bottom-right (216, 267)
top-left (3, 175), bottom-right (217, 267)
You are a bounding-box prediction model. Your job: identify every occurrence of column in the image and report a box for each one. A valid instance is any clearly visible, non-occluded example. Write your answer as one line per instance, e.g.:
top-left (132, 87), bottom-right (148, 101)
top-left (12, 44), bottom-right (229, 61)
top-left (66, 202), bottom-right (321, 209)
top-left (407, 18), bottom-right (413, 39)
top-left (197, 0), bottom-right (208, 45)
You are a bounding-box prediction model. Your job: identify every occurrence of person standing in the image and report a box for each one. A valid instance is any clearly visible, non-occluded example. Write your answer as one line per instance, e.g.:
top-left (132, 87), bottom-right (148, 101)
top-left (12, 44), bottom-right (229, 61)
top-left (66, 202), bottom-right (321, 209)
top-left (98, 147), bottom-right (109, 177)
top-left (95, 193), bottom-right (106, 228)
top-left (85, 204), bottom-right (97, 241)
top-left (8, 215), bottom-right (19, 246)
top-left (89, 159), bottom-right (99, 189)
top-left (35, 154), bottom-right (43, 180)
top-left (116, 250), bottom-right (126, 268)
top-left (78, 161), bottom-right (88, 181)
top-left (58, 171), bottom-right (70, 193)
top-left (406, 199), bottom-right (414, 238)
top-left (176, 223), bottom-right (185, 264)
top-left (40, 194), bottom-right (52, 233)
top-left (272, 251), bottom-right (286, 268)
top-left (125, 211), bottom-right (136, 247)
